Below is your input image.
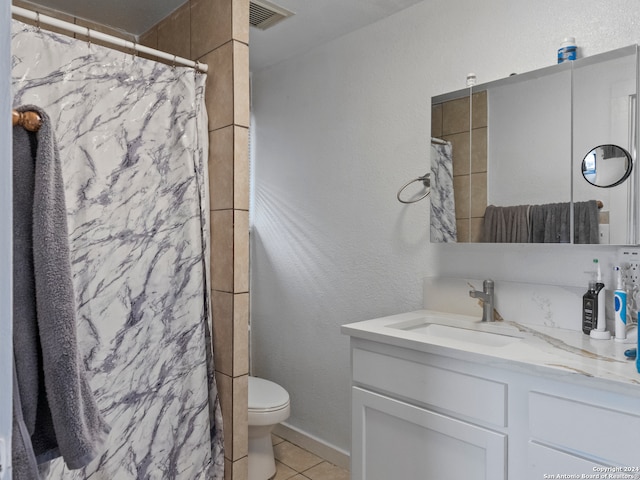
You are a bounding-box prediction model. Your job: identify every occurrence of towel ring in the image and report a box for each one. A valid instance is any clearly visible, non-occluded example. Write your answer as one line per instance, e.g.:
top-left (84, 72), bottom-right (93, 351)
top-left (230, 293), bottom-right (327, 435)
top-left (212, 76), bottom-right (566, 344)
top-left (397, 173), bottom-right (430, 204)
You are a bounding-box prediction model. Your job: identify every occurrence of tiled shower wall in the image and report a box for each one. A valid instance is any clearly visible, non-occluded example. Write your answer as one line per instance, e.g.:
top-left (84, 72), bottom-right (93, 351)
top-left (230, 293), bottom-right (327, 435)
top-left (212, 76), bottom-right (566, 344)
top-left (432, 91), bottom-right (487, 242)
top-left (12, 1), bottom-right (251, 478)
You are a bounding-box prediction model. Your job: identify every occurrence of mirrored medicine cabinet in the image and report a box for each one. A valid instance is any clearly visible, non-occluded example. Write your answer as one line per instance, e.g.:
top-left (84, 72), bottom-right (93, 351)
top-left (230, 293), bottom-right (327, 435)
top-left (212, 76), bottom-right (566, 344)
top-left (431, 44), bottom-right (639, 245)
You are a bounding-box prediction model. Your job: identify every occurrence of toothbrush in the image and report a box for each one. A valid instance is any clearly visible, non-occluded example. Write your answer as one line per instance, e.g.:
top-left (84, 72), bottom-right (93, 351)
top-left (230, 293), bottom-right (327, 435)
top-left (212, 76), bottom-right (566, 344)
top-left (589, 259), bottom-right (611, 339)
top-left (614, 266), bottom-right (628, 341)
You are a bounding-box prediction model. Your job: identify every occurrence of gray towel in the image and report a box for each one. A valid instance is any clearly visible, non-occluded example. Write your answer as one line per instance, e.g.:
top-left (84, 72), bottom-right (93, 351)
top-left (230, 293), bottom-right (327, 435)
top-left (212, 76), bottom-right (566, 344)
top-left (12, 105), bottom-right (110, 477)
top-left (482, 205), bottom-right (530, 243)
top-left (12, 362), bottom-right (39, 479)
top-left (529, 202), bottom-right (571, 243)
top-left (529, 201), bottom-right (599, 244)
top-left (574, 200), bottom-right (600, 244)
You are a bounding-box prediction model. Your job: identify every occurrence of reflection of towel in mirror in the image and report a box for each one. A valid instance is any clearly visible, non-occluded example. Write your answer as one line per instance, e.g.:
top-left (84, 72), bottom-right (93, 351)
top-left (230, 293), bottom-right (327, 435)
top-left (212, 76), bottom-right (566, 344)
top-left (529, 202), bottom-right (571, 243)
top-left (528, 200), bottom-right (599, 243)
top-left (12, 105), bottom-right (110, 479)
top-left (574, 200), bottom-right (600, 244)
top-left (482, 205), bottom-right (530, 242)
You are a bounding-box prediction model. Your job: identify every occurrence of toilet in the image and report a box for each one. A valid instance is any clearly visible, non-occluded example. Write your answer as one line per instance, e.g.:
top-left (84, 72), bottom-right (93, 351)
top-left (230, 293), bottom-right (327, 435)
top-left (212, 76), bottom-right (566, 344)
top-left (248, 376), bottom-right (290, 480)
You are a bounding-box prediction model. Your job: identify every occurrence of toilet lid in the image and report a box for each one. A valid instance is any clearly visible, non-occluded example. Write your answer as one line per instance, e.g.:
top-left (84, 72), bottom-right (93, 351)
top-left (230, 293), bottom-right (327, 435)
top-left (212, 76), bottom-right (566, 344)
top-left (248, 376), bottom-right (290, 411)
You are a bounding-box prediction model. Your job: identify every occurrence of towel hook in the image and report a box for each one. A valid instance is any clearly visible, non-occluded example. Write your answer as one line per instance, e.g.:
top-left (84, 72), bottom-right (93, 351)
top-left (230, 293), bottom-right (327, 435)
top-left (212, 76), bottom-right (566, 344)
top-left (397, 173), bottom-right (431, 204)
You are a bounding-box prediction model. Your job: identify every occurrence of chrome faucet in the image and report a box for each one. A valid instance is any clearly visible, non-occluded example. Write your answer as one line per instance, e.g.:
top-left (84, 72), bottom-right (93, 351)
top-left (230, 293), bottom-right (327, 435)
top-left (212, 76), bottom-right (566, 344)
top-left (469, 279), bottom-right (495, 322)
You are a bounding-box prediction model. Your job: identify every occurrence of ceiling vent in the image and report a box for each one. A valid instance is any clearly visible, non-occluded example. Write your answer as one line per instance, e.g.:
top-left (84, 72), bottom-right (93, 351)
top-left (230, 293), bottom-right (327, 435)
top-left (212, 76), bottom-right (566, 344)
top-left (250, 0), bottom-right (294, 30)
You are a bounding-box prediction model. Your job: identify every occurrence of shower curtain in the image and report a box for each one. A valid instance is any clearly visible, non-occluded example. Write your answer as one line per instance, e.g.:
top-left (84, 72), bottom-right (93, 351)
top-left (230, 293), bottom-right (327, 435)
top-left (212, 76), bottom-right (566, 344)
top-left (11, 20), bottom-right (223, 479)
top-left (430, 143), bottom-right (457, 242)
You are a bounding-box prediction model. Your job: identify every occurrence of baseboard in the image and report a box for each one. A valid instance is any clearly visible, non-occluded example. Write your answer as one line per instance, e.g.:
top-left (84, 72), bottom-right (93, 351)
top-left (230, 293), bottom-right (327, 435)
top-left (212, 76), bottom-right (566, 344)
top-left (273, 422), bottom-right (351, 471)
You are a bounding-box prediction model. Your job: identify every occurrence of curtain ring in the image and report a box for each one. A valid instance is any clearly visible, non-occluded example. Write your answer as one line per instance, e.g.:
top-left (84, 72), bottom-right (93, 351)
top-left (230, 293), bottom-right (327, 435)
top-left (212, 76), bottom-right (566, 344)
top-left (35, 12), bottom-right (41, 32)
top-left (172, 55), bottom-right (177, 70)
top-left (86, 27), bottom-right (91, 49)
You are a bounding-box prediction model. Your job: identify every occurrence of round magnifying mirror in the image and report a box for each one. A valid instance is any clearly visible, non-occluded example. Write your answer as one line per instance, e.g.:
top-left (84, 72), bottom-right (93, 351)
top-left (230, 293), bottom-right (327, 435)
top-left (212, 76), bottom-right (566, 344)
top-left (581, 144), bottom-right (633, 188)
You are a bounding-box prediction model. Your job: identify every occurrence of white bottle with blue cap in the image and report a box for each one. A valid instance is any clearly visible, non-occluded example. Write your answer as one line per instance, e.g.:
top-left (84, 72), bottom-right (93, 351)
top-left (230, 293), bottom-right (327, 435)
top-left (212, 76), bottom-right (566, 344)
top-left (558, 37), bottom-right (577, 63)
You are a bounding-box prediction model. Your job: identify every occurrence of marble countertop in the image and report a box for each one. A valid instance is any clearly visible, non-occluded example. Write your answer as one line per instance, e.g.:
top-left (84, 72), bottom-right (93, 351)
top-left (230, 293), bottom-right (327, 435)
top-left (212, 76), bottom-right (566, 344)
top-left (342, 309), bottom-right (640, 393)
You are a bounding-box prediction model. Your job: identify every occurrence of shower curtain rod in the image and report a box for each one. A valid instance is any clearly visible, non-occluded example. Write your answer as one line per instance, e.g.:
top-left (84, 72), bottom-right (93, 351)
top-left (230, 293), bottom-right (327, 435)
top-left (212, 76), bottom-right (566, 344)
top-left (12, 109), bottom-right (42, 131)
top-left (11, 6), bottom-right (209, 73)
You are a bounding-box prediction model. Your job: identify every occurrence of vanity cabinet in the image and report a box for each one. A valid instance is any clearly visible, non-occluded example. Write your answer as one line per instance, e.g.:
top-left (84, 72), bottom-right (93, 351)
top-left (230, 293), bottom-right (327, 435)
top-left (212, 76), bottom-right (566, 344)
top-left (347, 336), bottom-right (640, 480)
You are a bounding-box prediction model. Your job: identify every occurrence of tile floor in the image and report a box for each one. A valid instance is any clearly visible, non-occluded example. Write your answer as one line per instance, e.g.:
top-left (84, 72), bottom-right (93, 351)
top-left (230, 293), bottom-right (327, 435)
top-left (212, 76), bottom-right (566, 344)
top-left (271, 435), bottom-right (350, 480)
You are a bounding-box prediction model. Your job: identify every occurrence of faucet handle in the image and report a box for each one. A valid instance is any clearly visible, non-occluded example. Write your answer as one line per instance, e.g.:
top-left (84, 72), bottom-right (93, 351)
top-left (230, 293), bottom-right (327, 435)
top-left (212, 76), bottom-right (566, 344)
top-left (483, 279), bottom-right (494, 292)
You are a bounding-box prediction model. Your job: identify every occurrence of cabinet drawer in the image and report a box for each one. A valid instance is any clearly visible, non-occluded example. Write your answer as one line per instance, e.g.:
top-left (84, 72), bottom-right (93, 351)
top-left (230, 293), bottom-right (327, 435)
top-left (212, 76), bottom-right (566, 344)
top-left (528, 441), bottom-right (607, 480)
top-left (529, 391), bottom-right (640, 465)
top-left (352, 347), bottom-right (507, 427)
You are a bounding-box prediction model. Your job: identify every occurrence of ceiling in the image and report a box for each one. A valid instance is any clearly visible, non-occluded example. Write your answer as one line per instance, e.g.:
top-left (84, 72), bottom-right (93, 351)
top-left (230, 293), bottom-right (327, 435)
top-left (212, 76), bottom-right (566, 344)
top-left (18, 0), bottom-right (424, 72)
top-left (17, 0), bottom-right (184, 37)
top-left (248, 0), bottom-right (424, 72)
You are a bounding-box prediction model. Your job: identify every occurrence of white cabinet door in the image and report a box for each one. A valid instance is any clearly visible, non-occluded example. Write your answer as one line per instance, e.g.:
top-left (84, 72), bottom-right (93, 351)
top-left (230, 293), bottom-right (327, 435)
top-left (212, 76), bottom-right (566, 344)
top-left (351, 387), bottom-right (506, 480)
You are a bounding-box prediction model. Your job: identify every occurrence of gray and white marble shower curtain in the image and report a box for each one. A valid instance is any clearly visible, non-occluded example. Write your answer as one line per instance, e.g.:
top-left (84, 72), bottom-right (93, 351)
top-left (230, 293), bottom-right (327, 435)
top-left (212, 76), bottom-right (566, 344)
top-left (11, 20), bottom-right (223, 479)
top-left (430, 143), bottom-right (457, 242)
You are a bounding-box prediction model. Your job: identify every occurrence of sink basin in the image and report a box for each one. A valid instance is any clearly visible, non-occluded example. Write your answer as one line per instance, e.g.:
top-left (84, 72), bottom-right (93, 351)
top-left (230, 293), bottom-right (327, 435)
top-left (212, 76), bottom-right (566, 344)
top-left (387, 315), bottom-right (522, 348)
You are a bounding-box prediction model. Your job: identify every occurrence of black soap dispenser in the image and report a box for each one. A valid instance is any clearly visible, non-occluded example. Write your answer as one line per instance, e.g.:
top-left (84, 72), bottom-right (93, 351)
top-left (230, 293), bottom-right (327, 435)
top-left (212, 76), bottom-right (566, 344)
top-left (583, 280), bottom-right (599, 334)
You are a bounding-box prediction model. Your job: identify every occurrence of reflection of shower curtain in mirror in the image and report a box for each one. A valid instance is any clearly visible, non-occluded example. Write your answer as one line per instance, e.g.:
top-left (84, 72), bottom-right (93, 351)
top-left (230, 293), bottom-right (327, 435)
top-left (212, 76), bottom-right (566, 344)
top-left (12, 20), bottom-right (223, 479)
top-left (430, 143), bottom-right (457, 242)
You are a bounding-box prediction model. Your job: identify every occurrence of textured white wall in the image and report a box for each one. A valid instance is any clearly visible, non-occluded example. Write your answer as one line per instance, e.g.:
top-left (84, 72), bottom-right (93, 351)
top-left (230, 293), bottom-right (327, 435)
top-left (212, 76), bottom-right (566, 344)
top-left (250, 0), bottom-right (640, 454)
top-left (1, 0), bottom-right (12, 466)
